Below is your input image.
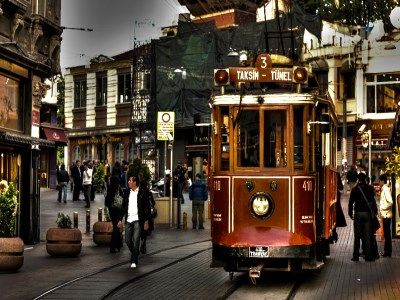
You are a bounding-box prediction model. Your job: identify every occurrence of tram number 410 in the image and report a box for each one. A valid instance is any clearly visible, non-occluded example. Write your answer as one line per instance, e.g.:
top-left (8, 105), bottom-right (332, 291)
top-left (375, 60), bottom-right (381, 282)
top-left (302, 180), bottom-right (313, 192)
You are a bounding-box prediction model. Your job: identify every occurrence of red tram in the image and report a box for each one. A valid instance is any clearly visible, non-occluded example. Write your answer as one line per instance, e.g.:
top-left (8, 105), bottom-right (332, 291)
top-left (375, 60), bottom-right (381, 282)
top-left (210, 53), bottom-right (339, 279)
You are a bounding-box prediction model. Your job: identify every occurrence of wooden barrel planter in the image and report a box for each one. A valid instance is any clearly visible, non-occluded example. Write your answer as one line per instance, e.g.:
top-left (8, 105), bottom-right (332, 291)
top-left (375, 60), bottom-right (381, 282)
top-left (46, 228), bottom-right (82, 257)
top-left (93, 221), bottom-right (113, 246)
top-left (0, 237), bottom-right (24, 272)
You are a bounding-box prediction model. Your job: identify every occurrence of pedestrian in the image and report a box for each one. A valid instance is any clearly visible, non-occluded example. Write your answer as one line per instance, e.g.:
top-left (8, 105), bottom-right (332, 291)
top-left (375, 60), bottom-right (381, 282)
top-left (139, 180), bottom-right (156, 254)
top-left (332, 171), bottom-right (347, 243)
top-left (189, 173), bottom-right (208, 230)
top-left (378, 173), bottom-right (393, 258)
top-left (348, 172), bottom-right (377, 262)
top-left (120, 160), bottom-right (129, 189)
top-left (56, 164), bottom-right (70, 203)
top-left (82, 162), bottom-right (93, 208)
top-left (105, 176), bottom-right (124, 253)
top-left (117, 176), bottom-right (151, 269)
top-left (174, 161), bottom-right (186, 204)
top-left (90, 159), bottom-right (98, 202)
top-left (71, 160), bottom-right (82, 201)
top-left (346, 165), bottom-right (358, 193)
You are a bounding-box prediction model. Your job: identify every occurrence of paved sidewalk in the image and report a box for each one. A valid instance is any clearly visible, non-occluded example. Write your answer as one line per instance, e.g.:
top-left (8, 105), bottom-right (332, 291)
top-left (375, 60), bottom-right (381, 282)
top-left (0, 188), bottom-right (210, 300)
top-left (294, 191), bottom-right (400, 299)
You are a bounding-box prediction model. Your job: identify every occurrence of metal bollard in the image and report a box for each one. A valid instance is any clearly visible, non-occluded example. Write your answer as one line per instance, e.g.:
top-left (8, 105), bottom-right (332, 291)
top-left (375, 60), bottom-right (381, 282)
top-left (98, 208), bottom-right (103, 222)
top-left (73, 212), bottom-right (78, 228)
top-left (86, 210), bottom-right (90, 233)
top-left (182, 212), bottom-right (188, 230)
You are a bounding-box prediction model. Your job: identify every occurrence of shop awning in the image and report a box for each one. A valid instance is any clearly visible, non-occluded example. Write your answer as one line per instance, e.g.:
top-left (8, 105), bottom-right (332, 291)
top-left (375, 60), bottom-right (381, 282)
top-left (43, 128), bottom-right (67, 144)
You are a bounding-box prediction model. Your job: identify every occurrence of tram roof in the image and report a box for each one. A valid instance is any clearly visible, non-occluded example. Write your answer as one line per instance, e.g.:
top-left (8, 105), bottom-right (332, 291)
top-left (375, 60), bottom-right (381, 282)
top-left (212, 93), bottom-right (316, 106)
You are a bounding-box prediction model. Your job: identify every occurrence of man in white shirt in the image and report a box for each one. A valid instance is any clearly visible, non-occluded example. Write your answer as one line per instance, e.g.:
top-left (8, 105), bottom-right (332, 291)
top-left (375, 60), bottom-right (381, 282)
top-left (82, 162), bottom-right (93, 208)
top-left (379, 173), bottom-right (393, 257)
top-left (118, 176), bottom-right (150, 268)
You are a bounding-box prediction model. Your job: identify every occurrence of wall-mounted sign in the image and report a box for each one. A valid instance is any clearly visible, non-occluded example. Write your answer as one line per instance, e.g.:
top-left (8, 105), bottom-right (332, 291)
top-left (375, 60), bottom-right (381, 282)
top-left (77, 136), bottom-right (122, 145)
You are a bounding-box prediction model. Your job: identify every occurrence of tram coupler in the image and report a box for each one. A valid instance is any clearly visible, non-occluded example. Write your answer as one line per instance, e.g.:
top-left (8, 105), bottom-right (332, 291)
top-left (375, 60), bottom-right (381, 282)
top-left (249, 263), bottom-right (264, 279)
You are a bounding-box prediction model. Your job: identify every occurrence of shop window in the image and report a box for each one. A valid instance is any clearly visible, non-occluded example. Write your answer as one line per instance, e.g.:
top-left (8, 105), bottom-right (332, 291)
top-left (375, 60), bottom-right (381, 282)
top-left (118, 72), bottom-right (131, 103)
top-left (83, 145), bottom-right (91, 162)
top-left (73, 146), bottom-right (81, 162)
top-left (0, 74), bottom-right (23, 131)
top-left (96, 74), bottom-right (107, 106)
top-left (129, 143), bottom-right (136, 162)
top-left (115, 143), bottom-right (124, 163)
top-left (74, 78), bottom-right (86, 108)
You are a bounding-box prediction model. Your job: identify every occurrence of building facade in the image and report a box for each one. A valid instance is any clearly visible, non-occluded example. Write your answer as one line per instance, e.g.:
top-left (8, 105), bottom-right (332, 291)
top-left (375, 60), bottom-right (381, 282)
top-left (64, 47), bottom-right (155, 173)
top-left (0, 0), bottom-right (62, 243)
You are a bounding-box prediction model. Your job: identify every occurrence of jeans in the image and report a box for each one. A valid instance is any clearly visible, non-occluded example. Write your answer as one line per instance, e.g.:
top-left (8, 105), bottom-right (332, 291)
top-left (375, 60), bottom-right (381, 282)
top-left (353, 211), bottom-right (373, 260)
top-left (192, 200), bottom-right (205, 229)
top-left (83, 184), bottom-right (91, 207)
top-left (383, 217), bottom-right (392, 256)
top-left (125, 221), bottom-right (141, 264)
top-left (57, 182), bottom-right (68, 202)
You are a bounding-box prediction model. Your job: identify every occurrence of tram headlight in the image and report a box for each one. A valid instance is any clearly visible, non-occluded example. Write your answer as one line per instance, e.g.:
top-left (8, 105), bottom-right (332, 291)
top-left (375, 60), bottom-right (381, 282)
top-left (214, 69), bottom-right (230, 86)
top-left (292, 66), bottom-right (308, 84)
top-left (249, 192), bottom-right (274, 219)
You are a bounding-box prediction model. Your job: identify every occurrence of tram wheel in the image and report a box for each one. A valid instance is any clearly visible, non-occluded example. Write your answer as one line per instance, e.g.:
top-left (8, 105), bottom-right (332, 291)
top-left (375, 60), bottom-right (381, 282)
top-left (229, 272), bottom-right (234, 280)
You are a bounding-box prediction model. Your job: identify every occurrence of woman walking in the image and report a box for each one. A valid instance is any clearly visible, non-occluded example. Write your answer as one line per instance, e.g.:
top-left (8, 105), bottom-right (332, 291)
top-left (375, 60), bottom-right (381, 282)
top-left (105, 176), bottom-right (124, 253)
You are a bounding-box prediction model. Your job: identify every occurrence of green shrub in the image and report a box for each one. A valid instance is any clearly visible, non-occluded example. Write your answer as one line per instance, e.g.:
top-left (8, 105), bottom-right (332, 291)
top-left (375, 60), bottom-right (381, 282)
top-left (92, 163), bottom-right (106, 192)
top-left (0, 180), bottom-right (19, 237)
top-left (127, 158), bottom-right (151, 185)
top-left (56, 213), bottom-right (72, 229)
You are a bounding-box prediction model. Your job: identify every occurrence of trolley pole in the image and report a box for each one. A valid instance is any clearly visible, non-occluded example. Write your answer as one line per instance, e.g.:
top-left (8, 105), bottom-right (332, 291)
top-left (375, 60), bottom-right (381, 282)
top-left (169, 139), bottom-right (174, 228)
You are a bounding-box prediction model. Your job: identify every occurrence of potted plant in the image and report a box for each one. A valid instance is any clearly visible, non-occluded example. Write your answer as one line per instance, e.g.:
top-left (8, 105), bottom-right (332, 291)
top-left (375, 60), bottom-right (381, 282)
top-left (0, 180), bottom-right (23, 272)
top-left (93, 208), bottom-right (113, 246)
top-left (46, 213), bottom-right (82, 257)
top-left (92, 163), bottom-right (106, 193)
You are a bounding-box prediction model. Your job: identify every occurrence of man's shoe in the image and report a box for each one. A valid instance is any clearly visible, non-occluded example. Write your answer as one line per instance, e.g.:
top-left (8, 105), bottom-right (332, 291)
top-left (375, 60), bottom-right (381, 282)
top-left (199, 226), bottom-right (204, 229)
top-left (381, 253), bottom-right (391, 258)
top-left (130, 263), bottom-right (136, 268)
top-left (351, 257), bottom-right (359, 262)
top-left (193, 226), bottom-right (196, 229)
top-left (64, 201), bottom-right (67, 203)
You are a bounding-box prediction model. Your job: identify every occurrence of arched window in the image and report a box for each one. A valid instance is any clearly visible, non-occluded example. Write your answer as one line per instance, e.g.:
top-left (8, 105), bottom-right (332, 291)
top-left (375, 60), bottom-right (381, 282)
top-left (129, 143), bottom-right (136, 163)
top-left (73, 146), bottom-right (81, 162)
top-left (115, 143), bottom-right (124, 163)
top-left (83, 145), bottom-right (91, 162)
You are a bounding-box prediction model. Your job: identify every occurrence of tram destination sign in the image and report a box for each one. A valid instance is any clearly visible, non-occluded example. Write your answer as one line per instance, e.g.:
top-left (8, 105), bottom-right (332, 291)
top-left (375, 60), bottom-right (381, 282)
top-left (229, 67), bottom-right (293, 83)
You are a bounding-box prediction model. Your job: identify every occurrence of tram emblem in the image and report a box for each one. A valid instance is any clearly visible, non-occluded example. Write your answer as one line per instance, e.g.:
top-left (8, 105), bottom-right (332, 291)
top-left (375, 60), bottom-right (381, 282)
top-left (270, 180), bottom-right (278, 191)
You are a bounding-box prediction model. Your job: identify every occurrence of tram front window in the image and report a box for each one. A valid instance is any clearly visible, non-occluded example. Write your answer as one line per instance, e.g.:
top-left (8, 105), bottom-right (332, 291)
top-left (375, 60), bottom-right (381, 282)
top-left (237, 110), bottom-right (259, 167)
top-left (264, 110), bottom-right (287, 168)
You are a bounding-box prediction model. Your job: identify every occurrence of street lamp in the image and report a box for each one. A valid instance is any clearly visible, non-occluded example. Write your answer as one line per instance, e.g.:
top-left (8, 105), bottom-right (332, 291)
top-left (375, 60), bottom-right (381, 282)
top-left (359, 124), bottom-right (372, 182)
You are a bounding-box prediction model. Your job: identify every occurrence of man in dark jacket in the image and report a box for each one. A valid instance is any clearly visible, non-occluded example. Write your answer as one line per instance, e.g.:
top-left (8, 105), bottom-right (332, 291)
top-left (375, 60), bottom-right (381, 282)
top-left (189, 173), bottom-right (208, 230)
top-left (117, 176), bottom-right (151, 268)
top-left (348, 172), bottom-right (377, 262)
top-left (57, 164), bottom-right (70, 203)
top-left (70, 160), bottom-right (82, 201)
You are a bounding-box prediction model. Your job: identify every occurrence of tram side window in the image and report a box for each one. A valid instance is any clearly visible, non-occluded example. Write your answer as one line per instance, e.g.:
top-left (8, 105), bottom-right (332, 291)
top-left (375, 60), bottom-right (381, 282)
top-left (220, 107), bottom-right (230, 171)
top-left (237, 110), bottom-right (259, 167)
top-left (264, 110), bottom-right (287, 168)
top-left (294, 106), bottom-right (304, 167)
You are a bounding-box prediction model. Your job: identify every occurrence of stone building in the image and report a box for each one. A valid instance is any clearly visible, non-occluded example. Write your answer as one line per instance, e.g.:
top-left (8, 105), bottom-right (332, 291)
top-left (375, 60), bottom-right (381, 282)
top-left (64, 46), bottom-right (155, 173)
top-left (0, 0), bottom-right (62, 243)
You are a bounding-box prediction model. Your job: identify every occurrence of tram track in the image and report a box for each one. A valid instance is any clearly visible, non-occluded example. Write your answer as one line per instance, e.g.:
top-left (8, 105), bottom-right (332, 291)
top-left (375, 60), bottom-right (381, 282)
top-left (34, 238), bottom-right (308, 300)
top-left (33, 239), bottom-right (211, 299)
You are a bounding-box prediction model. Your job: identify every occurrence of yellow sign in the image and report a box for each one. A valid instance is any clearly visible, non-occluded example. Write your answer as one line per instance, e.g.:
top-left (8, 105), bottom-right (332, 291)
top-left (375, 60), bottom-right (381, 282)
top-left (157, 112), bottom-right (175, 141)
